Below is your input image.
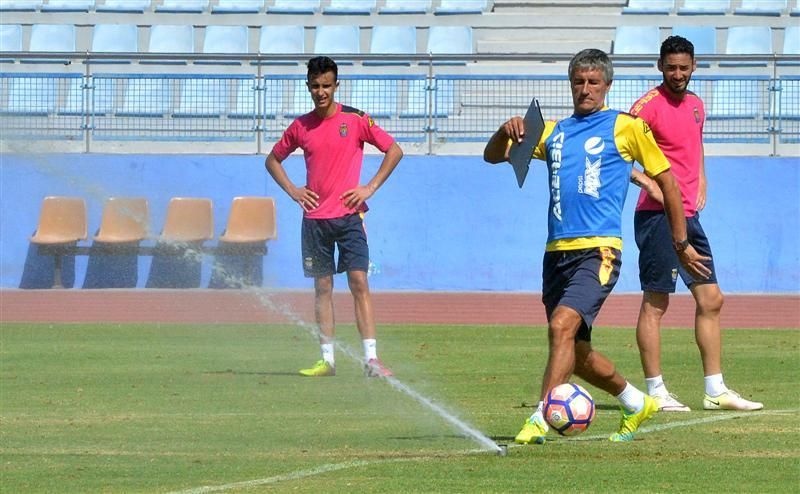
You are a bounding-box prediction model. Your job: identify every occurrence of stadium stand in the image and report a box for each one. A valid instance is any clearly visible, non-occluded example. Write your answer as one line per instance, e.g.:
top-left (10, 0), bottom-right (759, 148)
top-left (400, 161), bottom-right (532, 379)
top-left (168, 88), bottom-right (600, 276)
top-left (347, 78), bottom-right (398, 118)
top-left (145, 24), bottom-right (194, 64)
top-left (434, 0), bottom-right (489, 15)
top-left (427, 26), bottom-right (473, 64)
top-left (211, 0), bottom-right (264, 14)
top-left (365, 25), bottom-right (416, 65)
top-left (0, 0), bottom-right (41, 11)
top-left (59, 76), bottom-right (116, 116)
top-left (91, 24), bottom-right (138, 63)
top-left (379, 0), bottom-right (431, 15)
top-left (117, 77), bottom-right (172, 117)
top-left (678, 0), bottom-right (730, 15)
top-left (0, 24), bottom-right (22, 61)
top-left (267, 0), bottom-right (320, 14)
top-left (155, 0), bottom-right (209, 14)
top-left (199, 25), bottom-right (248, 65)
top-left (722, 26), bottom-right (773, 67)
top-left (735, 0), bottom-right (787, 16)
top-left (29, 196), bottom-right (88, 289)
top-left (622, 0), bottom-right (674, 15)
top-left (780, 25), bottom-right (800, 64)
top-left (256, 25), bottom-right (304, 64)
top-left (672, 26), bottom-right (716, 55)
top-left (313, 25), bottom-right (360, 59)
top-left (41, 0), bottom-right (94, 12)
top-left (96, 0), bottom-right (151, 13)
top-left (709, 77), bottom-right (768, 119)
top-left (174, 77), bottom-right (229, 118)
top-left (93, 197), bottom-right (150, 244)
top-left (613, 26), bottom-right (660, 66)
top-left (323, 0), bottom-right (376, 15)
top-left (25, 24), bottom-right (74, 63)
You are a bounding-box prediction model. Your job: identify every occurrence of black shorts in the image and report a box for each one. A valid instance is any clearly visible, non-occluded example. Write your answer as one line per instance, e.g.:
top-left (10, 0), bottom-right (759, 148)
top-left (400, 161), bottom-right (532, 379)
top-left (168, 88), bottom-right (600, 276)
top-left (301, 213), bottom-right (370, 278)
top-left (541, 247), bottom-right (621, 342)
top-left (634, 210), bottom-right (717, 293)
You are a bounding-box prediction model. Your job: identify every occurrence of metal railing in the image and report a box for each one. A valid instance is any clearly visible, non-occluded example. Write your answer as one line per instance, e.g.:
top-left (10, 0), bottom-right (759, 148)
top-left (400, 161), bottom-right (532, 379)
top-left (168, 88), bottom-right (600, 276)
top-left (1, 52), bottom-right (798, 153)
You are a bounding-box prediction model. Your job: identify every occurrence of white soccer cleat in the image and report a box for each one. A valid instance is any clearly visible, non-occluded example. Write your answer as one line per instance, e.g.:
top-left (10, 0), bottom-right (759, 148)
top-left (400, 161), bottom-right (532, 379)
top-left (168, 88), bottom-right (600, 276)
top-left (703, 389), bottom-right (763, 411)
top-left (652, 392), bottom-right (691, 412)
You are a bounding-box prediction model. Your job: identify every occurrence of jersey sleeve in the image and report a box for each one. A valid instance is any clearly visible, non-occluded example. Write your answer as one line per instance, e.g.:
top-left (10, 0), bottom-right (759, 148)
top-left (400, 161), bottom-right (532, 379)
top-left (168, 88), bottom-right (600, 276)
top-left (271, 119), bottom-right (300, 161)
top-left (532, 120), bottom-right (557, 161)
top-left (614, 113), bottom-right (670, 177)
top-left (361, 113), bottom-right (395, 152)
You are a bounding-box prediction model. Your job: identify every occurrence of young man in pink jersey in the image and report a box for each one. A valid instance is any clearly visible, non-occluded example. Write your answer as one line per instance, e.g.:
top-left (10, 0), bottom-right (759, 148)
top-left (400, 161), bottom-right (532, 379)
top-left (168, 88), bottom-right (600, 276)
top-left (265, 56), bottom-right (403, 378)
top-left (630, 36), bottom-right (763, 411)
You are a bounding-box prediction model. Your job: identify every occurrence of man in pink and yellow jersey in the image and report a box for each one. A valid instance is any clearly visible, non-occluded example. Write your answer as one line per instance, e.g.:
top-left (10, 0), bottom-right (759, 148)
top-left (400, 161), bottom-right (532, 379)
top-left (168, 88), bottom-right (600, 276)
top-left (630, 36), bottom-right (763, 412)
top-left (265, 56), bottom-right (403, 378)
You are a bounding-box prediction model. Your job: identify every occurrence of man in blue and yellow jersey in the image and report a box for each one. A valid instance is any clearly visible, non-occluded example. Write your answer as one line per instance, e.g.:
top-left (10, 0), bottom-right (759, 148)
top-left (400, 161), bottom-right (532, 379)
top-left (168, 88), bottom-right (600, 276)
top-left (484, 49), bottom-right (711, 444)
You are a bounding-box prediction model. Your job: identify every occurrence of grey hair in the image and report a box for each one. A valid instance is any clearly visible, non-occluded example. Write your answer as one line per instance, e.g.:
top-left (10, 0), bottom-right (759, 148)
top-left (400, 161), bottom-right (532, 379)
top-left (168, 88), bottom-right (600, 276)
top-left (568, 49), bottom-right (614, 84)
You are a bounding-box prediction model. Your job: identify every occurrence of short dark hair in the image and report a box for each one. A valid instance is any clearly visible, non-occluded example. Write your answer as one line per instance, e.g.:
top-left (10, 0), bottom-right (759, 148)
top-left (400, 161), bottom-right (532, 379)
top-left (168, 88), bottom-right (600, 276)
top-left (569, 49), bottom-right (613, 84)
top-left (307, 56), bottom-right (338, 82)
top-left (660, 35), bottom-right (695, 60)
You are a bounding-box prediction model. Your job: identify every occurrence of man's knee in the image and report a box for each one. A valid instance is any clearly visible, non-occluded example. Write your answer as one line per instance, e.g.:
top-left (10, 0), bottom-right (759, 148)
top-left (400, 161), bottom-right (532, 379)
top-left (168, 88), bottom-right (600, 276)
top-left (696, 286), bottom-right (724, 314)
top-left (347, 271), bottom-right (370, 297)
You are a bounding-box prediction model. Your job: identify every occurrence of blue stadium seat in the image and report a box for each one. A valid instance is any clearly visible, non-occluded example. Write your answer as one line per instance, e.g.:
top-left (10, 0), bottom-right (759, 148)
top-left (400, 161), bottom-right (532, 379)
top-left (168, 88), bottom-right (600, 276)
top-left (722, 26), bottom-right (773, 67)
top-left (735, 0), bottom-right (786, 16)
top-left (145, 25), bottom-right (194, 64)
top-left (174, 78), bottom-right (229, 117)
top-left (613, 26), bottom-right (659, 66)
top-left (41, 0), bottom-right (93, 12)
top-left (434, 0), bottom-right (487, 15)
top-left (91, 24), bottom-right (138, 63)
top-left (256, 25), bottom-right (304, 65)
top-left (96, 0), bottom-right (151, 13)
top-left (427, 26), bottom-right (473, 64)
top-left (2, 76), bottom-right (57, 115)
top-left (0, 24), bottom-right (22, 62)
top-left (678, 0), bottom-right (729, 15)
top-left (379, 0), bottom-right (430, 14)
top-left (117, 78), bottom-right (172, 117)
top-left (212, 0), bottom-right (263, 14)
top-left (200, 25), bottom-right (249, 65)
top-left (155, 0), bottom-right (208, 13)
top-left (348, 79), bottom-right (398, 118)
top-left (25, 24), bottom-right (75, 63)
top-left (778, 26), bottom-right (800, 65)
top-left (672, 26), bottom-right (716, 55)
top-left (793, 0), bottom-right (800, 16)
top-left (622, 0), bottom-right (673, 15)
top-left (0, 0), bottom-right (41, 11)
top-left (365, 25), bottom-right (416, 65)
top-left (323, 0), bottom-right (375, 15)
top-left (709, 78), bottom-right (766, 119)
top-left (268, 0), bottom-right (319, 14)
top-left (287, 79), bottom-right (313, 117)
top-left (313, 25), bottom-right (360, 61)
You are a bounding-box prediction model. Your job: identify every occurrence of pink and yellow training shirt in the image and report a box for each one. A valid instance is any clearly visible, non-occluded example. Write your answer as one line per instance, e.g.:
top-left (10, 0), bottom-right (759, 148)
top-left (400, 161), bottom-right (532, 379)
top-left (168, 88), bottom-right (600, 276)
top-left (271, 103), bottom-right (395, 220)
top-left (629, 84), bottom-right (705, 217)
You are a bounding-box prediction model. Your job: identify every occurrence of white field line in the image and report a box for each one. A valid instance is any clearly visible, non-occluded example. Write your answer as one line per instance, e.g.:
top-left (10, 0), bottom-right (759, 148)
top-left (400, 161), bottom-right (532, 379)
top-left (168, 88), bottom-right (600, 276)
top-left (167, 408), bottom-right (799, 494)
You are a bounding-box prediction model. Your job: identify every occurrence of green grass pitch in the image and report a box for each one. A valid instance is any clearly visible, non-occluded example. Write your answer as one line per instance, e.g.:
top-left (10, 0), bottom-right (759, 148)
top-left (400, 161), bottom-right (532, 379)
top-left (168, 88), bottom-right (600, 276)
top-left (1, 322), bottom-right (798, 493)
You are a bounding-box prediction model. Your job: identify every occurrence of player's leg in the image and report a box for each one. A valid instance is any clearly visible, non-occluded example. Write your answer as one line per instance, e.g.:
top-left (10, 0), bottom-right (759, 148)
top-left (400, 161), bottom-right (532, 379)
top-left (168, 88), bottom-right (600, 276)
top-left (634, 210), bottom-right (689, 411)
top-left (299, 218), bottom-right (337, 377)
top-left (337, 214), bottom-right (392, 377)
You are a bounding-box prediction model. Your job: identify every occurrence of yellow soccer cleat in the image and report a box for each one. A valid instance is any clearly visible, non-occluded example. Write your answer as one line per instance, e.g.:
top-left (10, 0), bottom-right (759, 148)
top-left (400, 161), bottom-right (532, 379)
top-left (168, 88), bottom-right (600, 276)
top-left (609, 394), bottom-right (658, 442)
top-left (299, 360), bottom-right (335, 377)
top-left (703, 389), bottom-right (763, 411)
top-left (514, 414), bottom-right (548, 445)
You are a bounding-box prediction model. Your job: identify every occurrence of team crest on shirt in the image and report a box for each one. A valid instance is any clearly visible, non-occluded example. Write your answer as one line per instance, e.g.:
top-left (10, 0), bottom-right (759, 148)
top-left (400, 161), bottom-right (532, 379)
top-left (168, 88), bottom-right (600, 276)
top-left (693, 107), bottom-right (701, 123)
top-left (305, 257), bottom-right (314, 270)
top-left (339, 123), bottom-right (348, 137)
top-left (671, 268), bottom-right (678, 282)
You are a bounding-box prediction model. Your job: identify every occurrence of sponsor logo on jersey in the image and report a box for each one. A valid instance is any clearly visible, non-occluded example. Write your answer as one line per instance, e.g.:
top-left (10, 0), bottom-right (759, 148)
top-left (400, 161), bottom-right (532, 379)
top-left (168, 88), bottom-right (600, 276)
top-left (549, 131), bottom-right (565, 221)
top-left (578, 136), bottom-right (602, 199)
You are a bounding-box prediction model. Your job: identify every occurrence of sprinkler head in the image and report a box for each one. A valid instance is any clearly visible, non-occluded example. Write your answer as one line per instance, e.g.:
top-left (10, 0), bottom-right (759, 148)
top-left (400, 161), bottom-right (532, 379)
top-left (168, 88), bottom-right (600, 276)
top-left (496, 444), bottom-right (508, 457)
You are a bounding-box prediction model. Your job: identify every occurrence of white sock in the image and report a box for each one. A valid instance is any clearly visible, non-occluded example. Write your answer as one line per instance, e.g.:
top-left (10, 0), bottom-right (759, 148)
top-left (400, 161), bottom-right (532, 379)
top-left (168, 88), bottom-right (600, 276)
top-left (616, 382), bottom-right (646, 413)
top-left (321, 343), bottom-right (334, 366)
top-left (363, 338), bottom-right (377, 360)
top-left (704, 374), bottom-right (728, 396)
top-left (645, 375), bottom-right (667, 396)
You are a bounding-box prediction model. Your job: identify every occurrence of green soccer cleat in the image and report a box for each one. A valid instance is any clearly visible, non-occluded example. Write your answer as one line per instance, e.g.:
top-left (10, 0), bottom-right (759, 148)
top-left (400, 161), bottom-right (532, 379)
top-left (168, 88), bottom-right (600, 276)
top-left (299, 360), bottom-right (335, 377)
top-left (609, 394), bottom-right (658, 442)
top-left (514, 414), bottom-right (548, 445)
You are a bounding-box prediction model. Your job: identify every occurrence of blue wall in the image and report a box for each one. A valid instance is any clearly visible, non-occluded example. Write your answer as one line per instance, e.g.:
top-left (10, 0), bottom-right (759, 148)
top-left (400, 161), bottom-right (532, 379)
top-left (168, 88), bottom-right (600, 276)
top-left (1, 154), bottom-right (798, 292)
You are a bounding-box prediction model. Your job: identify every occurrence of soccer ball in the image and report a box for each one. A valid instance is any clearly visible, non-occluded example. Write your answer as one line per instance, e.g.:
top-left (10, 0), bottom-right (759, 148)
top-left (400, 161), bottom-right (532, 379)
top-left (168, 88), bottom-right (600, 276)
top-left (544, 382), bottom-right (595, 436)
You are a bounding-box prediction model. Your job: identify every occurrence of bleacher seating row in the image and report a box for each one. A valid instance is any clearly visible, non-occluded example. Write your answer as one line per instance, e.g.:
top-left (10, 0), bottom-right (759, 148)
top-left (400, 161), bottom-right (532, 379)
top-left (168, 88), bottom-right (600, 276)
top-left (0, 0), bottom-right (492, 15)
top-left (31, 195), bottom-right (277, 288)
top-left (624, 0), bottom-right (798, 16)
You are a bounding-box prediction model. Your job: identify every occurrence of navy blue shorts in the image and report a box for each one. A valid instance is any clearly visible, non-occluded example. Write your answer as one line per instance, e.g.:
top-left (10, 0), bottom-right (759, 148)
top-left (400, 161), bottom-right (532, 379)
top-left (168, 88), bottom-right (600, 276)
top-left (541, 247), bottom-right (621, 342)
top-left (634, 210), bottom-right (717, 293)
top-left (301, 213), bottom-right (370, 278)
